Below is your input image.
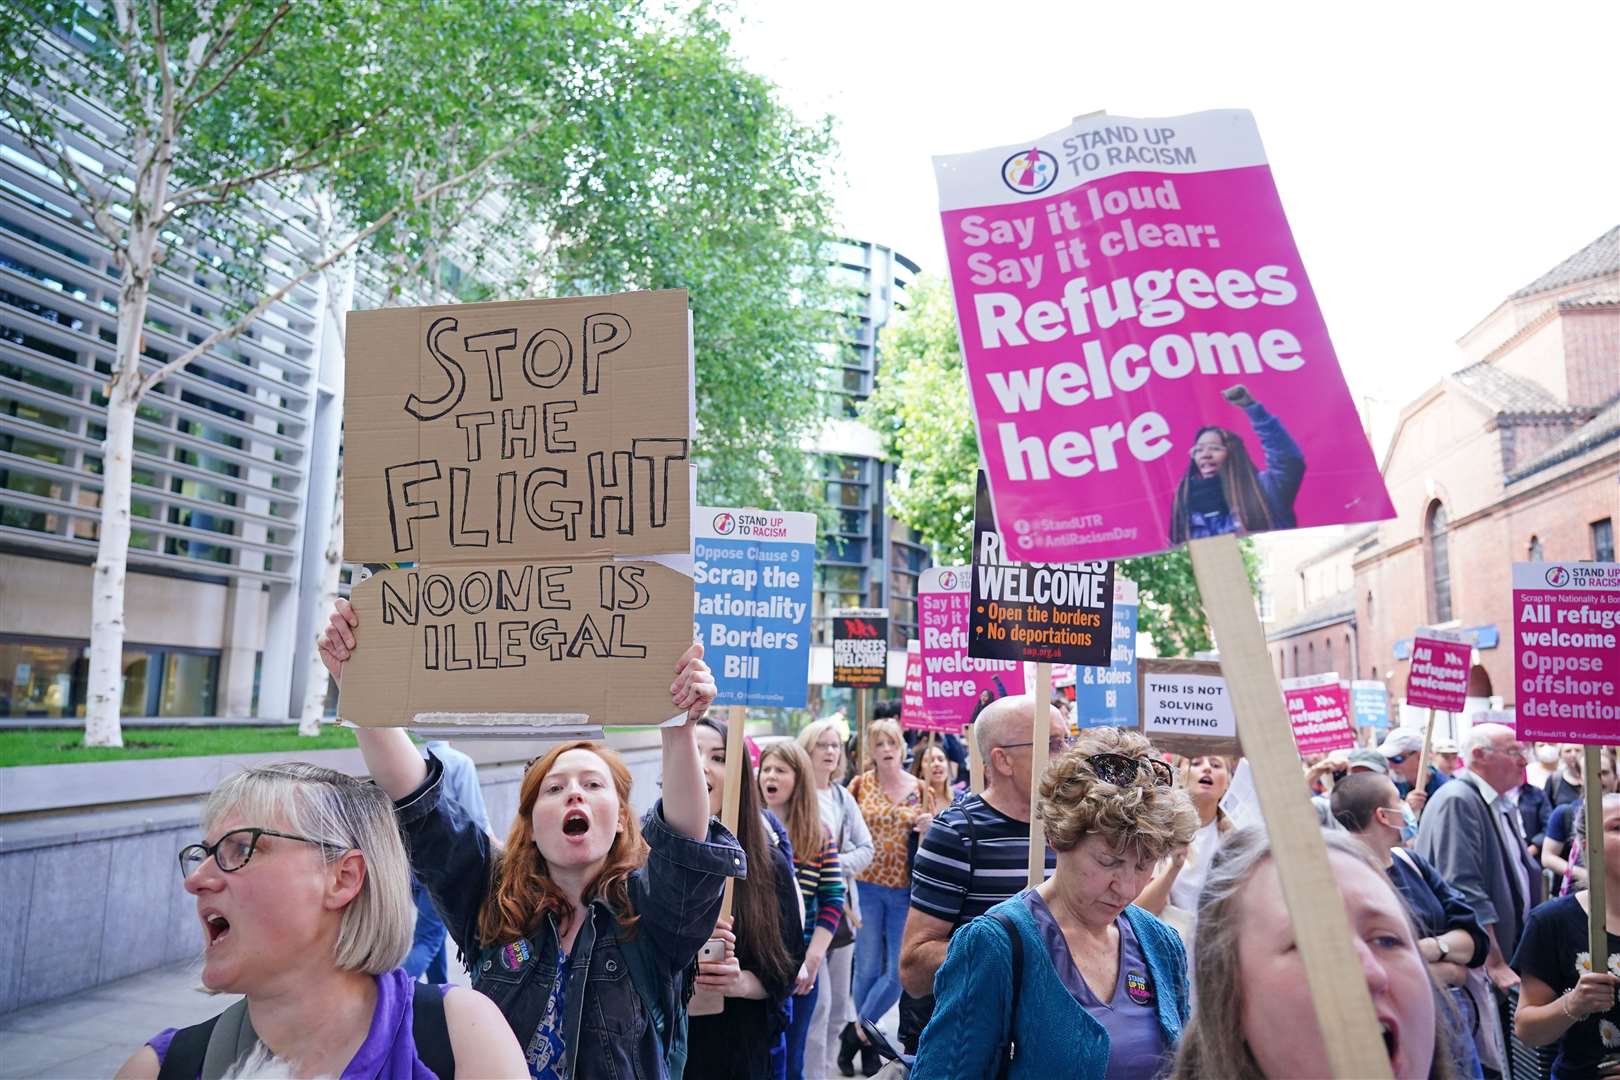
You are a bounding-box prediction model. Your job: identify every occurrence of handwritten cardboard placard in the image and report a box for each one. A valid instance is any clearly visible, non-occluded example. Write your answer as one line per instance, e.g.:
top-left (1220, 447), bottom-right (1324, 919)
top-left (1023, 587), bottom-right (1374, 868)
top-left (932, 110), bottom-right (1394, 562)
top-left (340, 290), bottom-right (695, 728)
top-left (1073, 577), bottom-right (1139, 728)
top-left (832, 608), bottom-right (890, 689)
top-left (919, 566), bottom-right (1024, 731)
top-left (1281, 672), bottom-right (1355, 755)
top-left (694, 507), bottom-right (815, 708)
top-left (1138, 657), bottom-right (1241, 757)
top-left (1406, 628), bottom-right (1471, 712)
top-left (1513, 562), bottom-right (1620, 742)
top-left (968, 471), bottom-right (1113, 665)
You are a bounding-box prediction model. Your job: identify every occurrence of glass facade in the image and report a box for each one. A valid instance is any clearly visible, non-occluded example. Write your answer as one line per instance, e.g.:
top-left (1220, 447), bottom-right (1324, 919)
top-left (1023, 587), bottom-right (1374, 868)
top-left (0, 634), bottom-right (218, 718)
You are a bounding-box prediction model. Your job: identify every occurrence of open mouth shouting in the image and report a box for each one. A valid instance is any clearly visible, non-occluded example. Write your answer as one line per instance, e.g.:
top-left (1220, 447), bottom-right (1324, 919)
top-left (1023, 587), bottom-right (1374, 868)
top-left (761, 780), bottom-right (780, 800)
top-left (561, 809), bottom-right (591, 838)
top-left (200, 907), bottom-right (232, 948)
top-left (1378, 1012), bottom-right (1400, 1071)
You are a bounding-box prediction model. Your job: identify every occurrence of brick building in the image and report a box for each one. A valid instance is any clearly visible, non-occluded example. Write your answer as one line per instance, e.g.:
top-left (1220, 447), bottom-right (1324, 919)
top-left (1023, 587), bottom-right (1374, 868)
top-left (1349, 226), bottom-right (1619, 733)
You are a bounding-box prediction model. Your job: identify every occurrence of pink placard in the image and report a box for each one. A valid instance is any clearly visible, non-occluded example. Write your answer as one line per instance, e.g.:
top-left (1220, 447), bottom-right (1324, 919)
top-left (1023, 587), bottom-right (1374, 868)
top-left (1513, 562), bottom-right (1620, 743)
top-left (934, 111), bottom-right (1394, 562)
top-left (918, 566), bottom-right (1024, 732)
top-left (1281, 673), bottom-right (1355, 755)
top-left (1406, 632), bottom-right (1472, 712)
top-left (900, 641), bottom-right (929, 732)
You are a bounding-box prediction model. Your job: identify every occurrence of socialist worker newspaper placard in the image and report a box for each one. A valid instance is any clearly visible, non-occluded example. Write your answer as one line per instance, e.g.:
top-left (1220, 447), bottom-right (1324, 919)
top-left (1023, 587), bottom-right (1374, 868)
top-left (933, 110), bottom-right (1394, 562)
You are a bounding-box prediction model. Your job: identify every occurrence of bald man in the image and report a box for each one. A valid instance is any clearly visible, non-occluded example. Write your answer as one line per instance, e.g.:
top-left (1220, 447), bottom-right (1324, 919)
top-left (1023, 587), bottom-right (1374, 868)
top-left (896, 697), bottom-right (1068, 1050)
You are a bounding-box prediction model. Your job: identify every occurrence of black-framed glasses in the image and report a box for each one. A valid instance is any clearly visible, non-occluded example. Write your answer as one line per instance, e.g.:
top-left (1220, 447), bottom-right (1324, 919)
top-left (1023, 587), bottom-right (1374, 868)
top-left (177, 827), bottom-right (345, 879)
top-left (998, 736), bottom-right (1075, 756)
top-left (1084, 752), bottom-right (1175, 788)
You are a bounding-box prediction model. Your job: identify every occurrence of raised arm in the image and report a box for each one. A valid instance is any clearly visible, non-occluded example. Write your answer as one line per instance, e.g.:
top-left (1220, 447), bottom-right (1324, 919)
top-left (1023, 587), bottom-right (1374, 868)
top-left (659, 642), bottom-right (718, 841)
top-left (318, 597), bottom-right (427, 800)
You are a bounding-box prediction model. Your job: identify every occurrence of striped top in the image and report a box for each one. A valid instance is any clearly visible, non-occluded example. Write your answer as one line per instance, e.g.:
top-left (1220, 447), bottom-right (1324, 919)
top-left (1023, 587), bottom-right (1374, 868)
top-left (909, 792), bottom-right (1055, 927)
top-left (793, 825), bottom-right (846, 942)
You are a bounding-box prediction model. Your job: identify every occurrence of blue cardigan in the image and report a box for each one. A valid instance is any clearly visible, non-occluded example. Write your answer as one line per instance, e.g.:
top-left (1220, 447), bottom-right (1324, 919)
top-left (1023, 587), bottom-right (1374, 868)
top-left (911, 894), bottom-right (1189, 1080)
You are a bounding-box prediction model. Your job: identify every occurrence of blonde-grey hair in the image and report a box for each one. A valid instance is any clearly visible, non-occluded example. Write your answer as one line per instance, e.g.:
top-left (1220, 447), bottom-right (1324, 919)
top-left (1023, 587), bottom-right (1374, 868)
top-left (1037, 727), bottom-right (1198, 859)
top-left (202, 762), bottom-right (413, 976)
top-left (861, 717), bottom-right (905, 771)
top-left (798, 718), bottom-right (847, 777)
top-left (1169, 826), bottom-right (1458, 1080)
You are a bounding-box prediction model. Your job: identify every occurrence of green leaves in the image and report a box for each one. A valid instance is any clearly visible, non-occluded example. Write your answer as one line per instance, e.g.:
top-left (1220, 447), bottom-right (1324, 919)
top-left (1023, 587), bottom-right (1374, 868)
top-left (862, 274), bottom-right (1260, 656)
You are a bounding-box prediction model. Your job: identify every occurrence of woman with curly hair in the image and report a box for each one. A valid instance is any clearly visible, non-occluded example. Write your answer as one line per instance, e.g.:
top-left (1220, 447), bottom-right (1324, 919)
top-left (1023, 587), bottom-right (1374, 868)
top-left (912, 727), bottom-right (1198, 1079)
top-left (1168, 383), bottom-right (1305, 544)
top-left (318, 597), bottom-right (744, 1080)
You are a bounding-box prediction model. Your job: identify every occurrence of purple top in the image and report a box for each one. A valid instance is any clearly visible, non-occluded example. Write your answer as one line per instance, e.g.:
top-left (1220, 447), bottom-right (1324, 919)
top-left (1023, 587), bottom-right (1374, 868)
top-left (147, 968), bottom-right (443, 1079)
top-left (1023, 891), bottom-right (1168, 1080)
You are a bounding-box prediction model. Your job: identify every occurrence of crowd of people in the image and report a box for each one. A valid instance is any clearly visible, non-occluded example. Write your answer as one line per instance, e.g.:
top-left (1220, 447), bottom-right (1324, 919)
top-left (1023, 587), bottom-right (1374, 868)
top-left (110, 596), bottom-right (1618, 1079)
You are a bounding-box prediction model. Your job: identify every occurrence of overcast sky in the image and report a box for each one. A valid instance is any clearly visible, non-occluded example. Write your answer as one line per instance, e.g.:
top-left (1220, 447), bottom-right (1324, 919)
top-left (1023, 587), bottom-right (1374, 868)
top-left (730, 0), bottom-right (1620, 445)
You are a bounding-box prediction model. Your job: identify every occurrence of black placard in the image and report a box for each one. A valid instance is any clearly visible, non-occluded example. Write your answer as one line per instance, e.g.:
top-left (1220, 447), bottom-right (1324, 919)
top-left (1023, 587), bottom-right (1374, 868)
top-left (832, 609), bottom-right (889, 689)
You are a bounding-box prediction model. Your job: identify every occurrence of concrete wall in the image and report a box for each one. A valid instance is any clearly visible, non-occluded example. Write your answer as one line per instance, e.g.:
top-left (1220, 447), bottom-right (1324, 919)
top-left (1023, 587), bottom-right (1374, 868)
top-left (0, 732), bottom-right (664, 1014)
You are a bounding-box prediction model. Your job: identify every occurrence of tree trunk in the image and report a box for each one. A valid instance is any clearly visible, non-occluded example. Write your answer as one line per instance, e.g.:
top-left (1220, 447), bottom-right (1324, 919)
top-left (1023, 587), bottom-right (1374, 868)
top-left (84, 279), bottom-right (151, 747)
top-left (299, 474), bottom-right (343, 736)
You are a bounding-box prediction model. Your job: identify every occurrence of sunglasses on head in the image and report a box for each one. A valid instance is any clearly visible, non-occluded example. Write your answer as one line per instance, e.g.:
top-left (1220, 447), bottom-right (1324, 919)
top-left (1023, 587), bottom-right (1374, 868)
top-left (1085, 752), bottom-right (1174, 788)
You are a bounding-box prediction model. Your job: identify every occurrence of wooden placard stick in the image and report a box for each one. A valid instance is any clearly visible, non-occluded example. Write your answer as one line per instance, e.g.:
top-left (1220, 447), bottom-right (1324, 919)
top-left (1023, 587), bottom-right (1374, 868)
top-left (969, 724), bottom-right (985, 793)
top-left (1189, 533), bottom-right (1392, 1080)
top-left (1028, 661), bottom-right (1053, 887)
top-left (717, 704), bottom-right (747, 921)
top-left (1586, 745), bottom-right (1608, 969)
top-left (856, 687), bottom-right (870, 770)
top-left (1414, 707), bottom-right (1437, 793)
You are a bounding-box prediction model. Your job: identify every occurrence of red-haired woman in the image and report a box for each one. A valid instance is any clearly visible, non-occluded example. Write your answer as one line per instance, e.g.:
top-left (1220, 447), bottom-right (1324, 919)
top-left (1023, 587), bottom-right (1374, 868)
top-left (320, 598), bottom-right (743, 1080)
top-left (1168, 383), bottom-right (1305, 544)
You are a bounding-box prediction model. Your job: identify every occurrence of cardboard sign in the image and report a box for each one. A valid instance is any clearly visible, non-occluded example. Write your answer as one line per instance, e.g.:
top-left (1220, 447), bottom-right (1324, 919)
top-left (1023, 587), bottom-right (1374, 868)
top-left (1281, 672), bottom-right (1355, 755)
top-left (1073, 577), bottom-right (1139, 728)
top-left (919, 566), bottom-right (1024, 731)
top-left (1351, 680), bottom-right (1391, 730)
top-left (1513, 562), bottom-right (1620, 742)
top-left (694, 507), bottom-right (815, 708)
top-left (1406, 629), bottom-right (1471, 712)
top-left (1138, 658), bottom-right (1241, 757)
top-left (340, 290), bottom-right (695, 727)
top-left (933, 110), bottom-right (1394, 562)
top-left (832, 608), bottom-right (890, 689)
top-left (968, 471), bottom-right (1113, 665)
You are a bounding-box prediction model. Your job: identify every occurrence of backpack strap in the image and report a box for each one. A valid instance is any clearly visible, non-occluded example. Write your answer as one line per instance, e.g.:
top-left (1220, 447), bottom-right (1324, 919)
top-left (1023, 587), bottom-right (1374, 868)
top-left (156, 1016), bottom-right (218, 1080)
top-left (411, 982), bottom-right (455, 1080)
top-left (987, 909), bottom-right (1024, 1077)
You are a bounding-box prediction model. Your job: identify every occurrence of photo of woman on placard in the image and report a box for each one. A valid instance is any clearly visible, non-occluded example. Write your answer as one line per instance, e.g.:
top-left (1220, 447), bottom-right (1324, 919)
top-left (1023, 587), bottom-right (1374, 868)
top-left (1168, 384), bottom-right (1306, 544)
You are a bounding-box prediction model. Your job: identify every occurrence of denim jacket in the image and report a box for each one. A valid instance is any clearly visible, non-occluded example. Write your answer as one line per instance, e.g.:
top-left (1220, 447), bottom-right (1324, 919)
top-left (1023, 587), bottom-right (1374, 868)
top-left (396, 750), bottom-right (746, 1080)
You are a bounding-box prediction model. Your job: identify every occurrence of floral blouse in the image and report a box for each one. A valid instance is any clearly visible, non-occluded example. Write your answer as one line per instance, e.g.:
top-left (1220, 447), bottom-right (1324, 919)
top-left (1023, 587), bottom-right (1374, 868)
top-left (849, 770), bottom-right (925, 889)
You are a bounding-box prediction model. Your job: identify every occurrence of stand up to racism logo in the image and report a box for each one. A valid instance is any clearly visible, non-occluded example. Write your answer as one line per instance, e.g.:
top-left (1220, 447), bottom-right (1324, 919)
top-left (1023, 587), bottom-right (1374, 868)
top-left (1002, 147), bottom-right (1057, 194)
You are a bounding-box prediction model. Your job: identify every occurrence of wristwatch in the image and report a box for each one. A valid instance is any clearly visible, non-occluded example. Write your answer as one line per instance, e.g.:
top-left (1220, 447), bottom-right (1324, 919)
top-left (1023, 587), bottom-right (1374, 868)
top-left (1433, 937), bottom-right (1451, 961)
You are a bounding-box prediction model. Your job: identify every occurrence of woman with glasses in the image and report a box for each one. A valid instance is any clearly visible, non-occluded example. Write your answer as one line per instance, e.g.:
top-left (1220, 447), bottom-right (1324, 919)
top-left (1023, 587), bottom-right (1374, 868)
top-left (317, 597), bottom-right (743, 1080)
top-left (115, 762), bottom-right (525, 1079)
top-left (797, 717), bottom-right (874, 1079)
top-left (912, 728), bottom-right (1198, 1079)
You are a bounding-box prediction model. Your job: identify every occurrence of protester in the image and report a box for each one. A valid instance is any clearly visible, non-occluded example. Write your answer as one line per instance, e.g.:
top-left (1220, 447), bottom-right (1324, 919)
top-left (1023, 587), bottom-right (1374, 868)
top-left (687, 718), bottom-right (801, 1079)
top-left (1527, 743), bottom-right (1561, 790)
top-left (1512, 792), bottom-right (1620, 1080)
top-left (848, 718), bottom-right (931, 1064)
top-left (759, 739), bottom-right (845, 1080)
top-left (912, 728), bottom-right (1197, 1078)
top-left (1516, 768), bottom-right (1555, 863)
top-left (1170, 827), bottom-right (1450, 1080)
top-left (1541, 749), bottom-right (1618, 895)
top-left (796, 718), bottom-right (873, 1079)
top-left (1545, 744), bottom-right (1585, 809)
top-left (1381, 728), bottom-right (1451, 814)
top-left (1139, 754), bottom-right (1234, 920)
top-left (1334, 773), bottom-right (1489, 1078)
top-left (115, 763), bottom-right (525, 1079)
top-left (1433, 738), bottom-right (1464, 778)
top-left (912, 739), bottom-right (963, 813)
top-left (316, 597), bottom-right (743, 1080)
top-left (1415, 723), bottom-right (1541, 1074)
top-left (1349, 747), bottom-right (1392, 776)
top-left (1167, 383), bottom-right (1304, 543)
top-left (898, 698), bottom-right (1065, 1056)
top-left (405, 739), bottom-right (492, 984)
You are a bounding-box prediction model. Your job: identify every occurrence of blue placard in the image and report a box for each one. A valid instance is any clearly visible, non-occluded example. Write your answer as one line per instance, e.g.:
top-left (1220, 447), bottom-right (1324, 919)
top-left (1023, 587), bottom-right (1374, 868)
top-left (1074, 583), bottom-right (1138, 728)
top-left (1351, 680), bottom-right (1390, 730)
top-left (694, 508), bottom-right (815, 708)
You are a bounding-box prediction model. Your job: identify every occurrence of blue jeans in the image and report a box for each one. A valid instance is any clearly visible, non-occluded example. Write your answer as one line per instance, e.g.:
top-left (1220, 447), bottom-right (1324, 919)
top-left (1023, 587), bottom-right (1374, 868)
top-left (783, 975), bottom-right (819, 1080)
top-left (852, 881), bottom-right (910, 1023)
